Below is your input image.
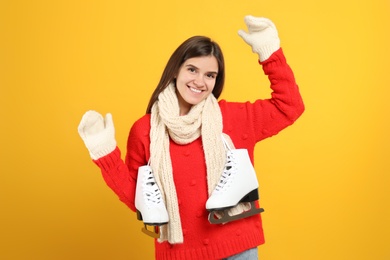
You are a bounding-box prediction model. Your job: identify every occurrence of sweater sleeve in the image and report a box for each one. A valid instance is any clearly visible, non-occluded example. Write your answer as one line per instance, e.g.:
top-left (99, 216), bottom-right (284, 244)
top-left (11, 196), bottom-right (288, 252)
top-left (254, 48), bottom-right (304, 141)
top-left (220, 48), bottom-right (304, 144)
top-left (93, 116), bottom-right (150, 212)
top-left (93, 147), bottom-right (137, 211)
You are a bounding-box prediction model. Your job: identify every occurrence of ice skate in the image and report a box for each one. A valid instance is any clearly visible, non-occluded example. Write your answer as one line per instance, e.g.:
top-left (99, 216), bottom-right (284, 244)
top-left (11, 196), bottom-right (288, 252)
top-left (206, 148), bottom-right (264, 224)
top-left (135, 165), bottom-right (169, 238)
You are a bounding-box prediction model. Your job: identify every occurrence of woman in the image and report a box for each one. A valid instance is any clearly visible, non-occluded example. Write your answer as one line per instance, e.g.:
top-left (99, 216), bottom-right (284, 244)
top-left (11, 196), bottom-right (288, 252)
top-left (78, 15), bottom-right (304, 260)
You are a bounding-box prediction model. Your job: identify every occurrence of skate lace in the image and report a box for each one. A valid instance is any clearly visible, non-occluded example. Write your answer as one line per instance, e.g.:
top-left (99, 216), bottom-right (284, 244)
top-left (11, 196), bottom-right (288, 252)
top-left (143, 170), bottom-right (164, 206)
top-left (214, 153), bottom-right (236, 193)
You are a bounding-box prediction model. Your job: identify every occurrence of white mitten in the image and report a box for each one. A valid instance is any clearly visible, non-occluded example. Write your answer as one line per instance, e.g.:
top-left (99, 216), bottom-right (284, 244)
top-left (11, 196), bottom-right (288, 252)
top-left (78, 110), bottom-right (117, 160)
top-left (238, 15), bottom-right (280, 62)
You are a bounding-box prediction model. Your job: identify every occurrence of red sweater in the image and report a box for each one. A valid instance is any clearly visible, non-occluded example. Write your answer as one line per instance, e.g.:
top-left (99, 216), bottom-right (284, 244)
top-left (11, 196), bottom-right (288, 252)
top-left (94, 49), bottom-right (304, 260)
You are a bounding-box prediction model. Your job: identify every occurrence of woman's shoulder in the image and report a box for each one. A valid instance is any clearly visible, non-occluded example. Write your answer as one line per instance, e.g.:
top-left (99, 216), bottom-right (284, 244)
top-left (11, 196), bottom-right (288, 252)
top-left (129, 113), bottom-right (151, 138)
top-left (133, 113), bottom-right (151, 126)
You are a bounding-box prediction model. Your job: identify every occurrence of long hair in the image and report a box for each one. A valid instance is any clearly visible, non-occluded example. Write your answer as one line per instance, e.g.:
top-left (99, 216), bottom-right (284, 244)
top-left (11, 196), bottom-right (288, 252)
top-left (146, 36), bottom-right (225, 114)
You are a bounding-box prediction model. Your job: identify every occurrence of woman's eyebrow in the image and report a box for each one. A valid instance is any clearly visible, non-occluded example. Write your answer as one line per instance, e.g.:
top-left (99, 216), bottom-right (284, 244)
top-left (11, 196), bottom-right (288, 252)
top-left (185, 64), bottom-right (218, 74)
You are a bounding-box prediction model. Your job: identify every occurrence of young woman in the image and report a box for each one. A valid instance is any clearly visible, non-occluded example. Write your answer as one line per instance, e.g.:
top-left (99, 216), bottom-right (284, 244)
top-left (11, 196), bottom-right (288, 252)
top-left (78, 15), bottom-right (304, 260)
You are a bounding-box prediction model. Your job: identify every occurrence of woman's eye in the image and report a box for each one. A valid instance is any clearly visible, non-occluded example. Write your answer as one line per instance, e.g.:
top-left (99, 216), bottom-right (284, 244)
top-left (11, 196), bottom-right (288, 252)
top-left (188, 68), bottom-right (196, 73)
top-left (207, 73), bottom-right (216, 79)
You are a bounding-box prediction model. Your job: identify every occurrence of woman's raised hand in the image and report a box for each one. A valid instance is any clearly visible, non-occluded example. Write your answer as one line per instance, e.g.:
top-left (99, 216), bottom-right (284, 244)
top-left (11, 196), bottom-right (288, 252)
top-left (238, 15), bottom-right (280, 62)
top-left (78, 110), bottom-right (117, 160)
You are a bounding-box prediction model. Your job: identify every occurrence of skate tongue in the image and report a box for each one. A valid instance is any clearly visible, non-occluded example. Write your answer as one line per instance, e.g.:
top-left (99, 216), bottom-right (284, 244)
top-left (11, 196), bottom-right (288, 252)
top-left (146, 176), bottom-right (155, 185)
top-left (143, 179), bottom-right (163, 205)
top-left (214, 159), bottom-right (234, 193)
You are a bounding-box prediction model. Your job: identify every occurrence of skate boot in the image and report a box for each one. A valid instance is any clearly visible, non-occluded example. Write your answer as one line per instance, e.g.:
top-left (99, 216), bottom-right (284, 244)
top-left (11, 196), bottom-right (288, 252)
top-left (135, 165), bottom-right (169, 238)
top-left (206, 148), bottom-right (264, 224)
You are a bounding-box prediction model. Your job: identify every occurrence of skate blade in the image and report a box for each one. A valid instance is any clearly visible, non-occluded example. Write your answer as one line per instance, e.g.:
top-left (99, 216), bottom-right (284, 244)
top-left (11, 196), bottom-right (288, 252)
top-left (141, 224), bottom-right (160, 238)
top-left (137, 210), bottom-right (167, 238)
top-left (208, 201), bottom-right (264, 224)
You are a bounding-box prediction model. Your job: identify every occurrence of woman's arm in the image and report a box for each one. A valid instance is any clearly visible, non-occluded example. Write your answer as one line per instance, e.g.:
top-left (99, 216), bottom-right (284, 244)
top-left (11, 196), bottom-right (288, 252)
top-left (237, 16), bottom-right (304, 141)
top-left (78, 110), bottom-right (138, 212)
top-left (93, 147), bottom-right (137, 212)
top-left (252, 48), bottom-right (305, 141)
top-left (220, 49), bottom-right (304, 148)
top-left (94, 116), bottom-right (151, 212)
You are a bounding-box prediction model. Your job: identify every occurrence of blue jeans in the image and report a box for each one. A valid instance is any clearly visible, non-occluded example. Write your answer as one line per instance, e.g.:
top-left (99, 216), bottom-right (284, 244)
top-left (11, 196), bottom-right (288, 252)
top-left (222, 247), bottom-right (258, 260)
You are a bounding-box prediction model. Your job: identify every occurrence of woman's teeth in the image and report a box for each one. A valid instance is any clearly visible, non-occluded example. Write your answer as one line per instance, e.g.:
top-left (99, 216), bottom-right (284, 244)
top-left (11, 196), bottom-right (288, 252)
top-left (190, 87), bottom-right (202, 93)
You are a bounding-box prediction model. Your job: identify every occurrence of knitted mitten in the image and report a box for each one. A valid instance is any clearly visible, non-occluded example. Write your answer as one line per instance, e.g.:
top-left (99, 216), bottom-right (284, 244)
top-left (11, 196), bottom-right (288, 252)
top-left (78, 110), bottom-right (116, 160)
top-left (238, 15), bottom-right (280, 62)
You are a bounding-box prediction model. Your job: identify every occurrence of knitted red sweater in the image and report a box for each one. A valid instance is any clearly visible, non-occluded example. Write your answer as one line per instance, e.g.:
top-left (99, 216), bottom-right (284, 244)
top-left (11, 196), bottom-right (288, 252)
top-left (94, 49), bottom-right (304, 260)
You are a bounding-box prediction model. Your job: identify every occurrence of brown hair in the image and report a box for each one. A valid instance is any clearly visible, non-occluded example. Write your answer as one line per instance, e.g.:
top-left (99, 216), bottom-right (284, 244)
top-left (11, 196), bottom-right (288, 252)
top-left (146, 36), bottom-right (225, 114)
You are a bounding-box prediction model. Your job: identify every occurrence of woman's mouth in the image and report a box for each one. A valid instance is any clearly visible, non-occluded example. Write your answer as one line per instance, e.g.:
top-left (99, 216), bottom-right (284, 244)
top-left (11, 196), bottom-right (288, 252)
top-left (189, 87), bottom-right (202, 93)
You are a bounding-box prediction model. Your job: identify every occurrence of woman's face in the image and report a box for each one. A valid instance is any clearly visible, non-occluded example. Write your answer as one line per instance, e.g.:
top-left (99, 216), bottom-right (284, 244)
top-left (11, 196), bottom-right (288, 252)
top-left (175, 55), bottom-right (218, 115)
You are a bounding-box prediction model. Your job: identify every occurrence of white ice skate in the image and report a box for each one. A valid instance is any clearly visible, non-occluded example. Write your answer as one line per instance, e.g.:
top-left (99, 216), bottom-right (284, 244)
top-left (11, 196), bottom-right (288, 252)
top-left (135, 165), bottom-right (169, 238)
top-left (206, 137), bottom-right (264, 224)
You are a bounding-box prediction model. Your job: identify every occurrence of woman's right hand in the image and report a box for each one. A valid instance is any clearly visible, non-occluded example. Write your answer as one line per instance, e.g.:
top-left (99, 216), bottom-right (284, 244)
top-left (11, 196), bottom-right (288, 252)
top-left (78, 110), bottom-right (117, 160)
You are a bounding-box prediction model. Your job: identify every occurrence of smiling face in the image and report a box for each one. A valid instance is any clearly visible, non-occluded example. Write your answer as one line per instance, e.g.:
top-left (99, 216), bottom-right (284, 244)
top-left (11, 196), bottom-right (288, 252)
top-left (175, 55), bottom-right (218, 115)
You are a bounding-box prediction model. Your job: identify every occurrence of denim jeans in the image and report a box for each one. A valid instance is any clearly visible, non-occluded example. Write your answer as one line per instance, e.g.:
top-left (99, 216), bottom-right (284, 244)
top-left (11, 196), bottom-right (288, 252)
top-left (222, 247), bottom-right (258, 260)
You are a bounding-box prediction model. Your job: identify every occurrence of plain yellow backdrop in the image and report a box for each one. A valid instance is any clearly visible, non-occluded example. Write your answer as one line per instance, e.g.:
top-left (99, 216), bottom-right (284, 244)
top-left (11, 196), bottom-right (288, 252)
top-left (1, 0), bottom-right (389, 259)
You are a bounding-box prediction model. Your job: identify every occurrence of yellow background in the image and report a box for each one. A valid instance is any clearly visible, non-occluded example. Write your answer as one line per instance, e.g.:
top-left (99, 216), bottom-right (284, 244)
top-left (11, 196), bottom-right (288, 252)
top-left (1, 0), bottom-right (389, 259)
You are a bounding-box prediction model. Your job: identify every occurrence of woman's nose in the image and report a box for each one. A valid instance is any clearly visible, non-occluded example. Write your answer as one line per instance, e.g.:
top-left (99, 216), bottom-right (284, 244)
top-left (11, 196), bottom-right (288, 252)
top-left (193, 75), bottom-right (205, 87)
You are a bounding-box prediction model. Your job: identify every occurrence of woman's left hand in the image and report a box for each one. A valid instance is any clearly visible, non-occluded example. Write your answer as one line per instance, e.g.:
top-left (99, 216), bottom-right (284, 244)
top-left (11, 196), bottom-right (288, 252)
top-left (238, 15), bottom-right (280, 62)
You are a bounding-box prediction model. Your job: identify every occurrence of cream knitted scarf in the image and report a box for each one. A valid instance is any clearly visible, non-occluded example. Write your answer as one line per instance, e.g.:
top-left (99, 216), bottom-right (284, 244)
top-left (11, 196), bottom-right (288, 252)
top-left (150, 83), bottom-right (226, 244)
